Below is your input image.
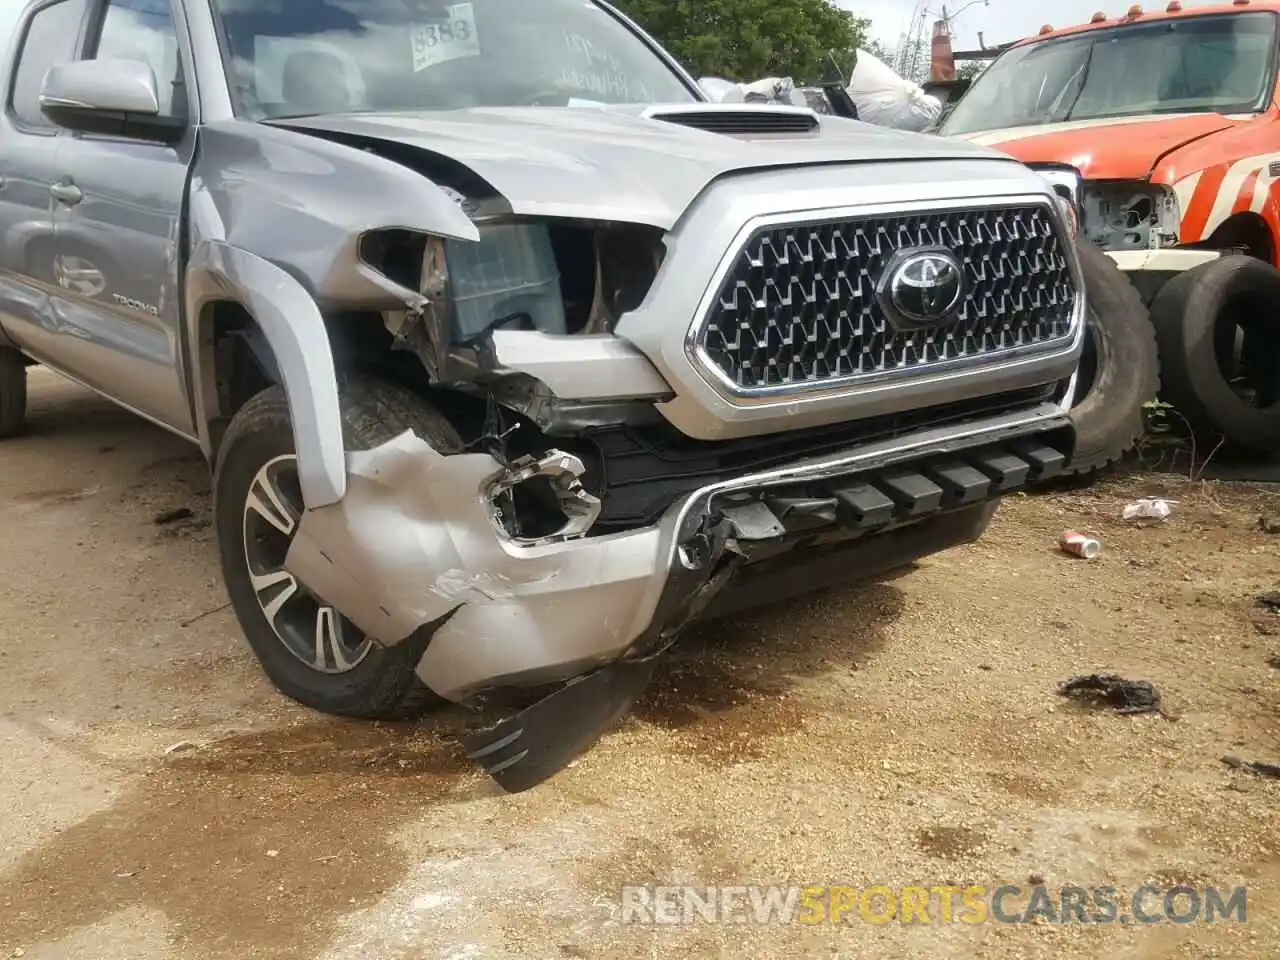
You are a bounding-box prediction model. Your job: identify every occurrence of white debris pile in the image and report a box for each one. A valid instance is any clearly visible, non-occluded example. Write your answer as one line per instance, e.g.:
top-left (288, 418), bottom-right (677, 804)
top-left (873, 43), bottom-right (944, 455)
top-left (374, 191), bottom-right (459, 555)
top-left (702, 48), bottom-right (943, 130)
top-left (846, 48), bottom-right (942, 130)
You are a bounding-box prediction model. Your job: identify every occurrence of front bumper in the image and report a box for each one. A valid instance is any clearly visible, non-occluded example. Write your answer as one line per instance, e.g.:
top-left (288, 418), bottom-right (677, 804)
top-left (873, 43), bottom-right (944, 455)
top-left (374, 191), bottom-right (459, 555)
top-left (1106, 247), bottom-right (1223, 305)
top-left (285, 399), bottom-right (1074, 792)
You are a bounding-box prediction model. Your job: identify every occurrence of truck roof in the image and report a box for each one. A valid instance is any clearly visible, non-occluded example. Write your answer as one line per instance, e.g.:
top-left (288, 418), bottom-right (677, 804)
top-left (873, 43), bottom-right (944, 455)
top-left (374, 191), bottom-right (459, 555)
top-left (1010, 0), bottom-right (1280, 48)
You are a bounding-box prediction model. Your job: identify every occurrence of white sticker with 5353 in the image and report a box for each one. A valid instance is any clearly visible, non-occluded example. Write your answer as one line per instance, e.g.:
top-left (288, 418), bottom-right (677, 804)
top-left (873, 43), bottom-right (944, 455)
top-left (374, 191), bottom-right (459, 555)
top-left (411, 3), bottom-right (480, 72)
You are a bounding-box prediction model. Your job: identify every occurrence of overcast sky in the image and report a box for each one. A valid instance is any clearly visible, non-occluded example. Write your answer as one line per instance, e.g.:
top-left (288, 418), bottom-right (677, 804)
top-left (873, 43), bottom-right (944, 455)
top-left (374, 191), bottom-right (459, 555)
top-left (840, 0), bottom-right (1231, 51)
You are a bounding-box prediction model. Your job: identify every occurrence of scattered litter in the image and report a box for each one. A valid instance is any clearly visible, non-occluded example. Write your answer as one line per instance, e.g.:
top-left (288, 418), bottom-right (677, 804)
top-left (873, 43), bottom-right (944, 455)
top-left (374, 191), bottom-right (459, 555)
top-left (180, 601), bottom-right (232, 628)
top-left (1123, 499), bottom-right (1177, 522)
top-left (1059, 530), bottom-right (1101, 559)
top-left (1258, 516), bottom-right (1280, 535)
top-left (153, 506), bottom-right (195, 526)
top-left (1220, 756), bottom-right (1280, 780)
top-left (1257, 591), bottom-right (1280, 612)
top-left (163, 740), bottom-right (198, 756)
top-left (266, 849), bottom-right (280, 858)
top-left (13, 948), bottom-right (25, 958)
top-left (1057, 674), bottom-right (1178, 719)
top-left (115, 870), bottom-right (136, 879)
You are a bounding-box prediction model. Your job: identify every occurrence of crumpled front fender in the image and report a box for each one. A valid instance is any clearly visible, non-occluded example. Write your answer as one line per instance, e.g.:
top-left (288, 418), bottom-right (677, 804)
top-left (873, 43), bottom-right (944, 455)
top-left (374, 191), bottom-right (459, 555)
top-left (283, 430), bottom-right (673, 701)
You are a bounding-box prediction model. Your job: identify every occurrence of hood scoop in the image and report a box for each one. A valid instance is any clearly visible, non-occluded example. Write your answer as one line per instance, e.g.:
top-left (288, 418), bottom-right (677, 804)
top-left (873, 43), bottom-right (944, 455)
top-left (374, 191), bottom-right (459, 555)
top-left (642, 104), bottom-right (820, 137)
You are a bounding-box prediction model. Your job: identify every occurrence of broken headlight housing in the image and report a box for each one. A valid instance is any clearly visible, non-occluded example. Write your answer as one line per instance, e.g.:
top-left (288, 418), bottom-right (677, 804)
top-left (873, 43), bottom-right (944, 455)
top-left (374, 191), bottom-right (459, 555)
top-left (1080, 181), bottom-right (1181, 252)
top-left (1032, 164), bottom-right (1082, 240)
top-left (1054, 192), bottom-right (1079, 240)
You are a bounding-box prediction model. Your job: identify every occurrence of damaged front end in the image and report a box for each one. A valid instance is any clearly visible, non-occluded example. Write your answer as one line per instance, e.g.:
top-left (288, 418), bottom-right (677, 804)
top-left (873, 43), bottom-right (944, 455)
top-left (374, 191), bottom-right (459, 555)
top-left (285, 394), bottom-right (1075, 792)
top-left (271, 163), bottom-right (1081, 793)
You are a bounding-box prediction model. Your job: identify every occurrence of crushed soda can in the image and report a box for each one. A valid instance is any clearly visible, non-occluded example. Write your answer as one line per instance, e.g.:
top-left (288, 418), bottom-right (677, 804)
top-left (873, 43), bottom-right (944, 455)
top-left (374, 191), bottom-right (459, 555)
top-left (1123, 498), bottom-right (1176, 521)
top-left (1059, 530), bottom-right (1101, 559)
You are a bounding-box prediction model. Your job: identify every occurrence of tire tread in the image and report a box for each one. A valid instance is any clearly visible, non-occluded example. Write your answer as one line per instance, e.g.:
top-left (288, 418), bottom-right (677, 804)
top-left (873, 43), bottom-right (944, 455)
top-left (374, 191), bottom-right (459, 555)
top-left (1063, 244), bottom-right (1161, 477)
top-left (1148, 254), bottom-right (1280, 455)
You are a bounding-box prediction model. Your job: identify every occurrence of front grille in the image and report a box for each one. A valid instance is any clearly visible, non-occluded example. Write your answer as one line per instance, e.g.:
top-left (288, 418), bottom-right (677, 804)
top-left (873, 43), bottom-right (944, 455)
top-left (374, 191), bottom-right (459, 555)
top-left (695, 203), bottom-right (1078, 391)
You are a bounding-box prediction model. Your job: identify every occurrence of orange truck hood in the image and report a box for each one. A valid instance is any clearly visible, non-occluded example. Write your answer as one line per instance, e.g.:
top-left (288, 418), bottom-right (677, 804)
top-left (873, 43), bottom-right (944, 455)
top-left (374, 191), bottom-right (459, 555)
top-left (950, 113), bottom-right (1237, 180)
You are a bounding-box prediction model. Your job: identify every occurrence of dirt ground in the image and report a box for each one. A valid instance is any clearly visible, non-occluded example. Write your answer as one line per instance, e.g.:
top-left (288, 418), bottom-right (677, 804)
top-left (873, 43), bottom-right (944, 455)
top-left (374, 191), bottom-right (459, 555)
top-left (0, 367), bottom-right (1278, 960)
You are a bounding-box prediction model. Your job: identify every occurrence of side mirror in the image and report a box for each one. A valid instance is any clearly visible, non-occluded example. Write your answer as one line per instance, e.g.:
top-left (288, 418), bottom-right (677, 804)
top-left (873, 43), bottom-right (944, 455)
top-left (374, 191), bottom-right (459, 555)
top-left (698, 77), bottom-right (744, 104)
top-left (39, 58), bottom-right (184, 143)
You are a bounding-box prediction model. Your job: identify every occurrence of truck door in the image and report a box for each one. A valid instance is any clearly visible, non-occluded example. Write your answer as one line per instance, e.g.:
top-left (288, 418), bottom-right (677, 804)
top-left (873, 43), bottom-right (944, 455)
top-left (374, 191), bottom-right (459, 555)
top-left (46, 0), bottom-right (195, 436)
top-left (0, 0), bottom-right (89, 355)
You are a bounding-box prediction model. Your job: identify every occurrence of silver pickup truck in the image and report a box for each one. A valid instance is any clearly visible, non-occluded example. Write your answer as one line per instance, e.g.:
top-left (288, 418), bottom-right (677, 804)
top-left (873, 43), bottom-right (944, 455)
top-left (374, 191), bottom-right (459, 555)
top-left (0, 0), bottom-right (1085, 791)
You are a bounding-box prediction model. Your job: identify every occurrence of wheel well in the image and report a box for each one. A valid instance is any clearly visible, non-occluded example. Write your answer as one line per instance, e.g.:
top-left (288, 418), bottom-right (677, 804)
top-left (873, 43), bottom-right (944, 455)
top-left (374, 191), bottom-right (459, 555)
top-left (202, 300), bottom-right (274, 457)
top-left (1203, 212), bottom-right (1275, 265)
top-left (201, 300), bottom-right (486, 458)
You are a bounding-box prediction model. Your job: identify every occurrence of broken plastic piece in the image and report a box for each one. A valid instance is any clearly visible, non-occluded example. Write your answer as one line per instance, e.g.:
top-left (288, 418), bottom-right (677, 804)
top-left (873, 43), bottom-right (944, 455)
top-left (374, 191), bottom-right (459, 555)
top-left (1256, 590), bottom-right (1280, 612)
top-left (765, 496), bottom-right (839, 529)
top-left (1057, 673), bottom-right (1176, 719)
top-left (462, 657), bottom-right (658, 793)
top-left (1221, 756), bottom-right (1280, 779)
top-left (721, 501), bottom-right (786, 540)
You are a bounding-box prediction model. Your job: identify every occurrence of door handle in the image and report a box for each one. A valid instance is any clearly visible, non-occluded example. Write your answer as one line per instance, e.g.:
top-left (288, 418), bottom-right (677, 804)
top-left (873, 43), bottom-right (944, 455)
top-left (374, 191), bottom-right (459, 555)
top-left (50, 181), bottom-right (83, 206)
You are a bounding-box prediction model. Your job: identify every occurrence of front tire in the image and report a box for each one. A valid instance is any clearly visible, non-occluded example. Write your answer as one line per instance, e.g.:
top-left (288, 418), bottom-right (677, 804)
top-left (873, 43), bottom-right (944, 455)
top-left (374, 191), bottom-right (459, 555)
top-left (213, 378), bottom-right (464, 720)
top-left (1063, 243), bottom-right (1161, 476)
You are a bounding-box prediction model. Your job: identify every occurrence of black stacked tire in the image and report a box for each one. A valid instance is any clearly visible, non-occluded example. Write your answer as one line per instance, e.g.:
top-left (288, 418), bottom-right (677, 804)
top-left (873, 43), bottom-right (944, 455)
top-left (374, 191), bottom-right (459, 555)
top-left (0, 347), bottom-right (27, 438)
top-left (1064, 242), bottom-right (1161, 476)
top-left (1148, 255), bottom-right (1280, 456)
top-left (213, 378), bottom-right (463, 720)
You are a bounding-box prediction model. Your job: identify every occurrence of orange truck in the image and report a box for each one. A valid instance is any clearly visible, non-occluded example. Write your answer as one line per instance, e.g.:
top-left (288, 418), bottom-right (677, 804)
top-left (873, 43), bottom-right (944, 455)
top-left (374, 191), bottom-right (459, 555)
top-left (936, 0), bottom-right (1280, 454)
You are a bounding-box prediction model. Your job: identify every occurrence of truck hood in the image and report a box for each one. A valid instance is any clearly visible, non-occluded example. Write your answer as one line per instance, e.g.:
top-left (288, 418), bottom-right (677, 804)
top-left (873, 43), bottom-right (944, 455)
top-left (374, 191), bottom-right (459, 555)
top-left (949, 113), bottom-right (1237, 181)
top-left (269, 104), bottom-right (1011, 230)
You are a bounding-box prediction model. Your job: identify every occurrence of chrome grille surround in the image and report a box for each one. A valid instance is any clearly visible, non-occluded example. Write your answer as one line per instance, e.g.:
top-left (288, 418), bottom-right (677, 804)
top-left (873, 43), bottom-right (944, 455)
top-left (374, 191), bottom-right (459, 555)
top-left (686, 195), bottom-right (1084, 399)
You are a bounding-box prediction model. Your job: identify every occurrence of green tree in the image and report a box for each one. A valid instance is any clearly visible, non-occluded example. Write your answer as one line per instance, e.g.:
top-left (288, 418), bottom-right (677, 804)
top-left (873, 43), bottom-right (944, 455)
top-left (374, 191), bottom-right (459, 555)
top-left (611, 0), bottom-right (870, 84)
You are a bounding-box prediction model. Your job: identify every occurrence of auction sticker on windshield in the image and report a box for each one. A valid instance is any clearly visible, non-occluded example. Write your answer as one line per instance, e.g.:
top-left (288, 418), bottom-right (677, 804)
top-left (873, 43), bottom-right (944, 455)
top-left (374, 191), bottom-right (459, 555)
top-left (412, 2), bottom-right (480, 72)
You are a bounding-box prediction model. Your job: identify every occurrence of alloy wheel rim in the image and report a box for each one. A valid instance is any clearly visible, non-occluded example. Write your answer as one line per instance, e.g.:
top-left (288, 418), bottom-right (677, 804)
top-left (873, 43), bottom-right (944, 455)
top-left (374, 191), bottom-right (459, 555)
top-left (241, 454), bottom-right (373, 674)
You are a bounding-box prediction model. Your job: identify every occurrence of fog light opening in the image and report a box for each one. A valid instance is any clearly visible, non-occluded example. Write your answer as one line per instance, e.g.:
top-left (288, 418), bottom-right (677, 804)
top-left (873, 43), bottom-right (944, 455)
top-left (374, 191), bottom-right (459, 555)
top-left (487, 451), bottom-right (602, 546)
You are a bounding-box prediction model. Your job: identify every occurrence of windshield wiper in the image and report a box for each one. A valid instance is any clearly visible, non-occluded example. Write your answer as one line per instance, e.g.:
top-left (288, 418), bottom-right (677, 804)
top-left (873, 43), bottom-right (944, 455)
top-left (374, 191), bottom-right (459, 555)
top-left (1062, 39), bottom-right (1097, 122)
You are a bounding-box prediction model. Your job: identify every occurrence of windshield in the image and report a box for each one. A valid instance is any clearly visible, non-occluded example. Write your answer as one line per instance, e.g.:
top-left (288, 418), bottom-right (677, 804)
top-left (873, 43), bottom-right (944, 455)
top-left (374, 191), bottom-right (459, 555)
top-left (210, 0), bottom-right (698, 119)
top-left (940, 11), bottom-right (1278, 136)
